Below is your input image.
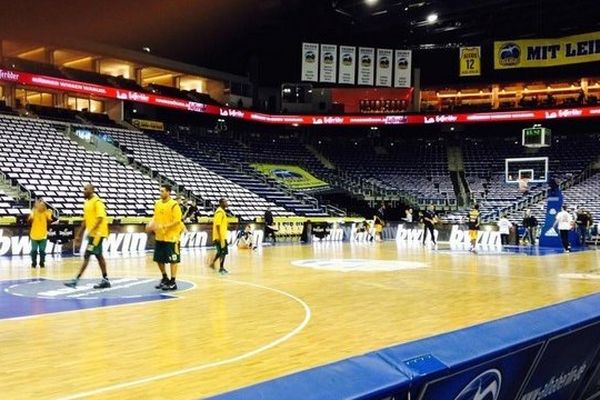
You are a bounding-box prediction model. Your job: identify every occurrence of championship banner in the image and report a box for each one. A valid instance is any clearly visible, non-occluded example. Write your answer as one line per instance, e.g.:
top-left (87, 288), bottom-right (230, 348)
top-left (358, 47), bottom-right (375, 86)
top-left (301, 43), bottom-right (319, 82)
top-left (319, 44), bottom-right (337, 83)
top-left (495, 31), bottom-right (600, 69)
top-left (459, 46), bottom-right (481, 76)
top-left (338, 46), bottom-right (356, 85)
top-left (131, 118), bottom-right (164, 131)
top-left (376, 48), bottom-right (393, 87)
top-left (394, 49), bottom-right (412, 88)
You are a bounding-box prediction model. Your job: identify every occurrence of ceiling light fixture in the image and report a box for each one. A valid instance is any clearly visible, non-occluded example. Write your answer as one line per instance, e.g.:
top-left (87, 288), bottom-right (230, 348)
top-left (427, 13), bottom-right (438, 23)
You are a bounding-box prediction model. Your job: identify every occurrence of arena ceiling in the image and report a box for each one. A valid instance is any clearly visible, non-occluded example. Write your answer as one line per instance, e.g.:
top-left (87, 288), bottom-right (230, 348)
top-left (2, 0), bottom-right (600, 84)
top-left (322, 0), bottom-right (600, 45)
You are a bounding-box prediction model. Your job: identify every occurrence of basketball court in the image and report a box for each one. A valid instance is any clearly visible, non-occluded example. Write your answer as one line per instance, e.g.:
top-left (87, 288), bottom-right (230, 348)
top-left (1, 241), bottom-right (599, 399)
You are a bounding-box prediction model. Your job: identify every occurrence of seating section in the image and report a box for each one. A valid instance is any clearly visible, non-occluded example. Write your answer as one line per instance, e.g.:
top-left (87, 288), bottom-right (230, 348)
top-left (316, 137), bottom-right (455, 206)
top-left (563, 172), bottom-right (600, 222)
top-left (235, 136), bottom-right (344, 199)
top-left (99, 127), bottom-right (293, 218)
top-left (0, 189), bottom-right (27, 218)
top-left (1, 106), bottom-right (598, 223)
top-left (462, 134), bottom-right (600, 218)
top-left (504, 171), bottom-right (600, 227)
top-left (463, 137), bottom-right (539, 217)
top-left (26, 104), bottom-right (80, 123)
top-left (24, 104), bottom-right (119, 127)
top-left (146, 130), bottom-right (328, 216)
top-left (240, 136), bottom-right (331, 177)
top-left (0, 115), bottom-right (159, 217)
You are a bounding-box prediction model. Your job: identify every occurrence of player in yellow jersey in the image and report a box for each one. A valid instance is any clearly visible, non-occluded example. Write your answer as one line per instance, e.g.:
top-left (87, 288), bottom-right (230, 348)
top-left (468, 204), bottom-right (481, 253)
top-left (65, 184), bottom-right (110, 288)
top-left (28, 199), bottom-right (54, 268)
top-left (209, 198), bottom-right (229, 274)
top-left (151, 184), bottom-right (183, 290)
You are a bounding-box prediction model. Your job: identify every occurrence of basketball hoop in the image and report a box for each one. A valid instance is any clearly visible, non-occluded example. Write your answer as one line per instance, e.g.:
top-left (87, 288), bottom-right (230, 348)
top-left (518, 178), bottom-right (530, 193)
top-left (504, 157), bottom-right (548, 185)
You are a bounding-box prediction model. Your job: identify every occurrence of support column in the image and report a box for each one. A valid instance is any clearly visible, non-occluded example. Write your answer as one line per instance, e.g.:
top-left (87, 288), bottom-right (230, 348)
top-left (412, 68), bottom-right (421, 112)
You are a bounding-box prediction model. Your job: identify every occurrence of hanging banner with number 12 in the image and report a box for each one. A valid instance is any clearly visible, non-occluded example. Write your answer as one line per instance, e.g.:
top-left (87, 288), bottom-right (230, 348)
top-left (459, 47), bottom-right (481, 77)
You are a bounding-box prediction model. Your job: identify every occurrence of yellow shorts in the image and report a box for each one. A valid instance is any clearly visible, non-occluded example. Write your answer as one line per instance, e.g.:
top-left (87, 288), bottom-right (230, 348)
top-left (375, 224), bottom-right (383, 233)
top-left (469, 230), bottom-right (478, 241)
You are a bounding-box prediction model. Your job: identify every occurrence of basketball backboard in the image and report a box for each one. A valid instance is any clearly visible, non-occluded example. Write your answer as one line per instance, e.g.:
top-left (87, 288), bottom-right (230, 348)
top-left (505, 157), bottom-right (548, 183)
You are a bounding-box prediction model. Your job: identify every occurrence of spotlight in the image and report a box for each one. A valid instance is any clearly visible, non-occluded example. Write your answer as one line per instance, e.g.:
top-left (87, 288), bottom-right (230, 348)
top-left (427, 13), bottom-right (438, 23)
top-left (365, 0), bottom-right (378, 6)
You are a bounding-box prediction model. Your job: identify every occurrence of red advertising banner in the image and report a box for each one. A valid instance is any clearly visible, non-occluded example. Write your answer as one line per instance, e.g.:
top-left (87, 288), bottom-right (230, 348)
top-left (2, 68), bottom-right (600, 126)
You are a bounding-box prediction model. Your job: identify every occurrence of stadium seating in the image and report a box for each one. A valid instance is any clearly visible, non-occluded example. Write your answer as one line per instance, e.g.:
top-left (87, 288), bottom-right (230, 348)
top-left (98, 126), bottom-right (294, 218)
top-left (1, 105), bottom-right (598, 224)
top-left (315, 137), bottom-right (455, 206)
top-left (503, 170), bottom-right (600, 229)
top-left (0, 188), bottom-right (27, 218)
top-left (26, 104), bottom-right (80, 123)
top-left (4, 46), bottom-right (599, 225)
top-left (0, 115), bottom-right (159, 217)
top-left (24, 104), bottom-right (120, 127)
top-left (462, 133), bottom-right (600, 219)
top-left (563, 172), bottom-right (600, 222)
top-left (146, 130), bottom-right (329, 216)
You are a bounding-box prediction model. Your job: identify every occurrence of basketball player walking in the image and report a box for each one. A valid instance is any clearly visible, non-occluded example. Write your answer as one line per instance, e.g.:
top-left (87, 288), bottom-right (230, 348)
top-left (209, 198), bottom-right (230, 274)
top-left (65, 184), bottom-right (110, 288)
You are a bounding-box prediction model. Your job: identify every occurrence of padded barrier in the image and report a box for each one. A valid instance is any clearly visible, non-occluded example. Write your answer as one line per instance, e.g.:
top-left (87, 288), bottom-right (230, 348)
top-left (209, 292), bottom-right (600, 400)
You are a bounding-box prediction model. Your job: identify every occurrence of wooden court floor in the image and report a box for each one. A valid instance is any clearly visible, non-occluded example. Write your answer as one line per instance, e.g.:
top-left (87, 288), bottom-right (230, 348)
top-left (1, 241), bottom-right (600, 399)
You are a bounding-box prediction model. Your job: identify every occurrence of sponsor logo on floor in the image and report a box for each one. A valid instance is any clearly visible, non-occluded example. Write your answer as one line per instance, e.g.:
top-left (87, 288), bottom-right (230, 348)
top-left (291, 258), bottom-right (428, 272)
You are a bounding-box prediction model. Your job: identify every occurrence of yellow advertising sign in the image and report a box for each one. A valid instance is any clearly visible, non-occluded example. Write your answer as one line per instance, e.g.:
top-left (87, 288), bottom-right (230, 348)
top-left (459, 47), bottom-right (481, 76)
top-left (251, 164), bottom-right (328, 190)
top-left (494, 31), bottom-right (600, 69)
top-left (131, 118), bottom-right (165, 131)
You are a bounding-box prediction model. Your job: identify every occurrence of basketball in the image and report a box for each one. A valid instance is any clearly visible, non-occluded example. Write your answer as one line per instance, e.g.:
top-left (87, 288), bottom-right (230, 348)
top-left (145, 220), bottom-right (157, 234)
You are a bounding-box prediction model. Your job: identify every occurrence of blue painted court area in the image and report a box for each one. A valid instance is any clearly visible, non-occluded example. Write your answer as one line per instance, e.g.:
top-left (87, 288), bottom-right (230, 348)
top-left (502, 245), bottom-right (589, 256)
top-left (0, 278), bottom-right (193, 320)
top-left (440, 245), bottom-right (591, 256)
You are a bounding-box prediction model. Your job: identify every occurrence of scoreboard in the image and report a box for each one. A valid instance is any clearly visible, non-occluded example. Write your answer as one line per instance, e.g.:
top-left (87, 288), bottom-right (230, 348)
top-left (522, 124), bottom-right (551, 147)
